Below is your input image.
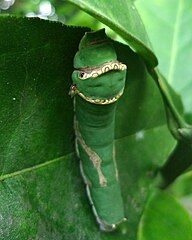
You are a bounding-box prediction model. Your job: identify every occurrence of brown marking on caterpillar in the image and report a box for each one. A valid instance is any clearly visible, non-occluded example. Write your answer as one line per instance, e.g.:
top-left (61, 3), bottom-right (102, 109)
top-left (74, 119), bottom-right (107, 187)
top-left (113, 142), bottom-right (119, 181)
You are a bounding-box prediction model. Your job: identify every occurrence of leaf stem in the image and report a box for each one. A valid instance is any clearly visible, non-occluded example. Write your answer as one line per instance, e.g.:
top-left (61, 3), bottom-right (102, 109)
top-left (149, 68), bottom-right (191, 140)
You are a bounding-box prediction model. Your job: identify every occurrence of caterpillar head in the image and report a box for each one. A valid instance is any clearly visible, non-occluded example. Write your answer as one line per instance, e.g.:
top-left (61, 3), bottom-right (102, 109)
top-left (71, 29), bottom-right (127, 105)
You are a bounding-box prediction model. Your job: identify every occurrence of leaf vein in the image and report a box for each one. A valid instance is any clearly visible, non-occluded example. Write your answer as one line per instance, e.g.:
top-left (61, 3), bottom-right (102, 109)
top-left (0, 152), bottom-right (74, 181)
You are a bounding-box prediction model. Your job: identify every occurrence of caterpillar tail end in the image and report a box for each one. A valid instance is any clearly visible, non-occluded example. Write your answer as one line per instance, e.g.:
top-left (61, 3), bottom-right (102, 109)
top-left (99, 223), bottom-right (116, 232)
top-left (99, 217), bottom-right (127, 232)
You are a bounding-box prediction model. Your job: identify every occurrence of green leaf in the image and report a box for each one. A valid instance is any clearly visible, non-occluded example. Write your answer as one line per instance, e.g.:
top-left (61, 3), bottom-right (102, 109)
top-left (138, 190), bottom-right (192, 240)
top-left (136, 0), bottom-right (192, 114)
top-left (169, 171), bottom-right (192, 216)
top-left (0, 16), bottom-right (175, 239)
top-left (0, 16), bottom-right (87, 174)
top-left (67, 0), bottom-right (158, 68)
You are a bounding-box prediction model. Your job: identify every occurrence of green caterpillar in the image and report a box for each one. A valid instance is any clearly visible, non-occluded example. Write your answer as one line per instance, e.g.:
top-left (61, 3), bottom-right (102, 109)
top-left (70, 29), bottom-right (127, 231)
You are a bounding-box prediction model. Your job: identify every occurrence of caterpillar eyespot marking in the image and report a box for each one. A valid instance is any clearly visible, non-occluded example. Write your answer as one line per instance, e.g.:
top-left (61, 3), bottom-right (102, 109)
top-left (79, 72), bottom-right (87, 79)
top-left (71, 29), bottom-right (127, 231)
top-left (80, 72), bottom-right (85, 78)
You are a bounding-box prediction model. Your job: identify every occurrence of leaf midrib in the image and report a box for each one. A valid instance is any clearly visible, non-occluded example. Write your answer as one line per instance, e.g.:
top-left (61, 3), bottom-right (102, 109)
top-left (0, 153), bottom-right (74, 182)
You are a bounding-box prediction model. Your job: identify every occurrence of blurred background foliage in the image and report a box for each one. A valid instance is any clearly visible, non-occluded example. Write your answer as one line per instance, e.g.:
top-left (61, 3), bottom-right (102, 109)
top-left (0, 0), bottom-right (94, 23)
top-left (0, 0), bottom-right (125, 42)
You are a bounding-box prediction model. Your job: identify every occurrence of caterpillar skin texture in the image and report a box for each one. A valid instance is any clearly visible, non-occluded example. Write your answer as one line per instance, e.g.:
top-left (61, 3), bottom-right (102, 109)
top-left (71, 29), bottom-right (127, 231)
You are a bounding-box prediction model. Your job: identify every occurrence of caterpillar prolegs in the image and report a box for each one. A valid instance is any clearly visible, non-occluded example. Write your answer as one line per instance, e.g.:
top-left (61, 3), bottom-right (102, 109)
top-left (70, 29), bottom-right (127, 231)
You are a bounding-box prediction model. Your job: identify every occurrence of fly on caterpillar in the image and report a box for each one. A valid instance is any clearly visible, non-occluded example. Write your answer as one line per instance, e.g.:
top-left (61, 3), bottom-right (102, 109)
top-left (70, 29), bottom-right (127, 231)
